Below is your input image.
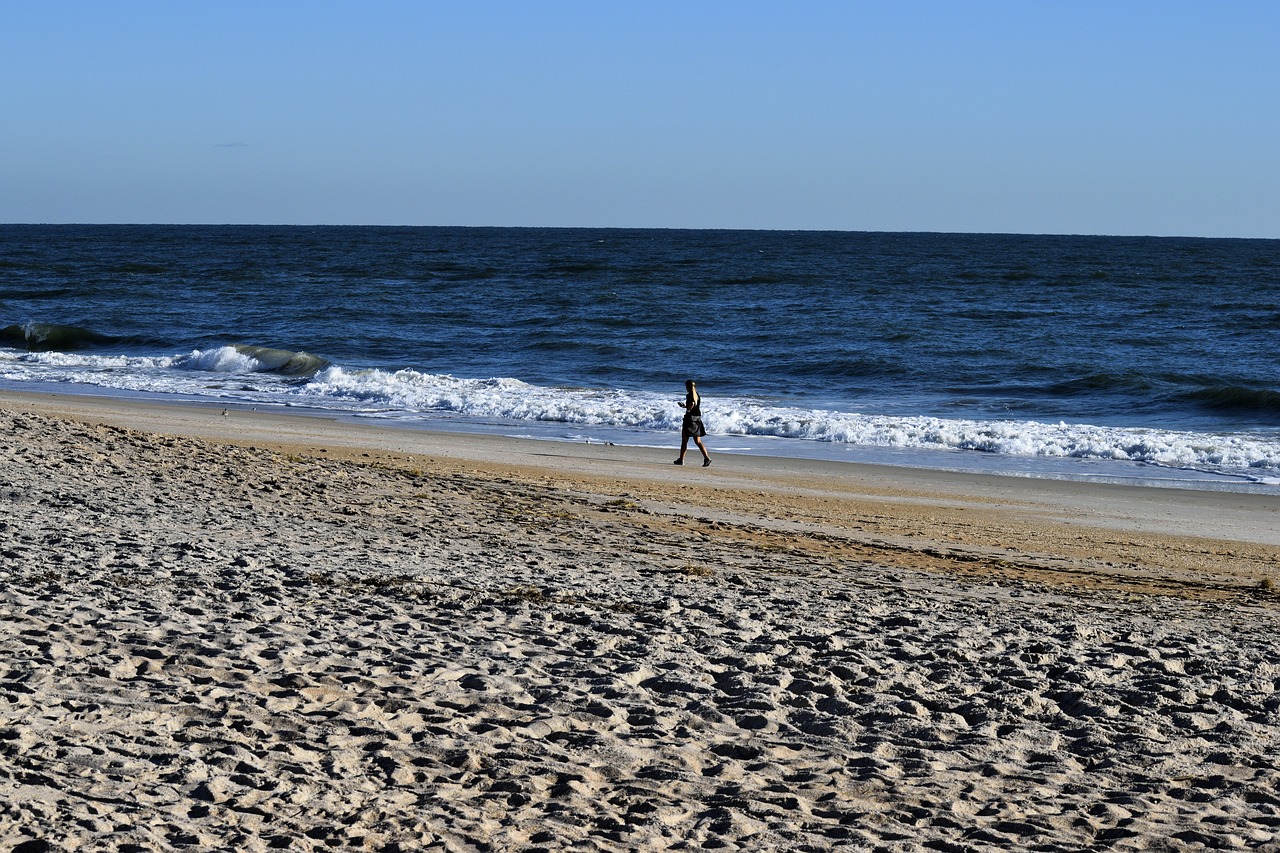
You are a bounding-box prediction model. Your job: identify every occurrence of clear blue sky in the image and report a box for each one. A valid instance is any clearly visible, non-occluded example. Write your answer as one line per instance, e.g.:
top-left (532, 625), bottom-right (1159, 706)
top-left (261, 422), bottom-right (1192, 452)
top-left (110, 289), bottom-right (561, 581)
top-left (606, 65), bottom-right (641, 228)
top-left (3, 1), bottom-right (1277, 237)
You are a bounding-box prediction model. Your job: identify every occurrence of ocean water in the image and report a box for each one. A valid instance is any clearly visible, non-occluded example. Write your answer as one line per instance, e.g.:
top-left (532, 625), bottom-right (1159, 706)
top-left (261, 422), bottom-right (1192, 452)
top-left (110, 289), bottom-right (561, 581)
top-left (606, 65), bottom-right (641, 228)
top-left (3, 225), bottom-right (1279, 490)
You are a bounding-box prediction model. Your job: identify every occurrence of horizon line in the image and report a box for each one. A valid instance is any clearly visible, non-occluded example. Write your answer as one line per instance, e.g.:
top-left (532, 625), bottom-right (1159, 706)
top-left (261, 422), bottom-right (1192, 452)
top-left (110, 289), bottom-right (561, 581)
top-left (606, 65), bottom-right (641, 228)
top-left (1, 222), bottom-right (1273, 241)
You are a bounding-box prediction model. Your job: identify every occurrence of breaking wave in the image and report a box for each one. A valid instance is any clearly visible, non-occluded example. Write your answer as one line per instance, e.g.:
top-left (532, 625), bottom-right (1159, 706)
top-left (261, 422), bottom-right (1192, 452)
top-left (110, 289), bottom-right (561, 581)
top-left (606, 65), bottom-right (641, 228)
top-left (177, 345), bottom-right (330, 377)
top-left (3, 348), bottom-right (1278, 483)
top-left (0, 323), bottom-right (120, 351)
top-left (305, 366), bottom-right (1280, 479)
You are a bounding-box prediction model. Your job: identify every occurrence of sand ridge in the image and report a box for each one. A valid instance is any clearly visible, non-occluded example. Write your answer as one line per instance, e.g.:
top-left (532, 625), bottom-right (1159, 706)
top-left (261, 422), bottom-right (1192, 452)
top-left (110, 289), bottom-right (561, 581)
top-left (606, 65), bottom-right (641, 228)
top-left (3, 398), bottom-right (1280, 850)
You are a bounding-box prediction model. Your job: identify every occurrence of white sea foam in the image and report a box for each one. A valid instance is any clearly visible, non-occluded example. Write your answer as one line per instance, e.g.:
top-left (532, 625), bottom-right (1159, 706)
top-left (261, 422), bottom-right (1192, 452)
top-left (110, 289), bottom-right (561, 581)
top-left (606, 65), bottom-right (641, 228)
top-left (306, 366), bottom-right (677, 429)
top-left (174, 347), bottom-right (263, 373)
top-left (4, 350), bottom-right (1279, 482)
top-left (303, 366), bottom-right (1280, 478)
top-left (2, 346), bottom-right (319, 382)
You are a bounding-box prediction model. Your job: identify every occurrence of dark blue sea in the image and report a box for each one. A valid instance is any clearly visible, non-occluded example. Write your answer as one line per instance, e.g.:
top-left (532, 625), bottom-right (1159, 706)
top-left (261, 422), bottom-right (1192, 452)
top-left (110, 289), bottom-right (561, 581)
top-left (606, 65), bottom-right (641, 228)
top-left (3, 225), bottom-right (1279, 490)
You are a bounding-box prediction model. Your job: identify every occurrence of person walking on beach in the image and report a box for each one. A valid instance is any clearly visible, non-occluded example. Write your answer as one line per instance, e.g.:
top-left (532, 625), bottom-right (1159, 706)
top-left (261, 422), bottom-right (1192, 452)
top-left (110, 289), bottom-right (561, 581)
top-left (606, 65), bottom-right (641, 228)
top-left (675, 379), bottom-right (712, 467)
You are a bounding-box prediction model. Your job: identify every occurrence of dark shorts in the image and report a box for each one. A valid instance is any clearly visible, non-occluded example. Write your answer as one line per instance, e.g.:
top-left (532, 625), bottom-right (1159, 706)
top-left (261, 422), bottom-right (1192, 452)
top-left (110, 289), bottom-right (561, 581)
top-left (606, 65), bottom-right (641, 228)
top-left (682, 415), bottom-right (706, 438)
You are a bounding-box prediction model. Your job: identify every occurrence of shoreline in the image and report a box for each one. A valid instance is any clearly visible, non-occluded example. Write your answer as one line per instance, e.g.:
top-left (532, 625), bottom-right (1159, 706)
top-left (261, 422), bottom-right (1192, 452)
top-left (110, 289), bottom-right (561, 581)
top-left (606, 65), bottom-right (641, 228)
top-left (7, 387), bottom-right (1280, 548)
top-left (3, 389), bottom-right (1280, 849)
top-left (4, 372), bottom-right (1277, 495)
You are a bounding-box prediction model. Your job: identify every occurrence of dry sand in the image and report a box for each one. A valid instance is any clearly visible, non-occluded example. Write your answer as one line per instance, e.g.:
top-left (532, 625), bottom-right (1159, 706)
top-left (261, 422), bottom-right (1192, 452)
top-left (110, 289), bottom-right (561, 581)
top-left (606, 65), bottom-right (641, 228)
top-left (2, 390), bottom-right (1279, 851)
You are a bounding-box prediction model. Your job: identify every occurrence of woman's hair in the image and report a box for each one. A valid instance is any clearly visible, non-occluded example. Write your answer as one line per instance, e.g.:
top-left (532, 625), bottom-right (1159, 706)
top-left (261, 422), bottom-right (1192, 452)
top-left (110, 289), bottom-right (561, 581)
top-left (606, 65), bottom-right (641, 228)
top-left (686, 379), bottom-right (699, 404)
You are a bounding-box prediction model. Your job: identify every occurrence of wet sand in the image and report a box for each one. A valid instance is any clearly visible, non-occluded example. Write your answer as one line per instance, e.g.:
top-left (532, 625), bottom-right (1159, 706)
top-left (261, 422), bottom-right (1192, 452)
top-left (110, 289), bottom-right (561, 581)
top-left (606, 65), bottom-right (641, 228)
top-left (2, 390), bottom-right (1279, 851)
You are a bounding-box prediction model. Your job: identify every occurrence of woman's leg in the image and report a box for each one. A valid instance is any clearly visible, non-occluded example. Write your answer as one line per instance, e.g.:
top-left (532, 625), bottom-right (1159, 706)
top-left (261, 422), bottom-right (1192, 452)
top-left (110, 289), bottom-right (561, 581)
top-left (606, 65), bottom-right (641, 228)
top-left (693, 435), bottom-right (710, 463)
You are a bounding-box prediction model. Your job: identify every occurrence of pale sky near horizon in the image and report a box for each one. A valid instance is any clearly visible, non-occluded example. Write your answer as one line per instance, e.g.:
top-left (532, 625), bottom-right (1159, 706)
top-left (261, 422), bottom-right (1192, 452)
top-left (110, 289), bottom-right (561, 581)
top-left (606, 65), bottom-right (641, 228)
top-left (2, 1), bottom-right (1277, 238)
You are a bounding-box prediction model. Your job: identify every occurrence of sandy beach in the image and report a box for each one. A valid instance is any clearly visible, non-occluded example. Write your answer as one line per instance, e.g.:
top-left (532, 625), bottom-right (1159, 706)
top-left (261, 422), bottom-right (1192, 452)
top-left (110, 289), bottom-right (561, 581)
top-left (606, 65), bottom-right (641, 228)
top-left (2, 390), bottom-right (1279, 851)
